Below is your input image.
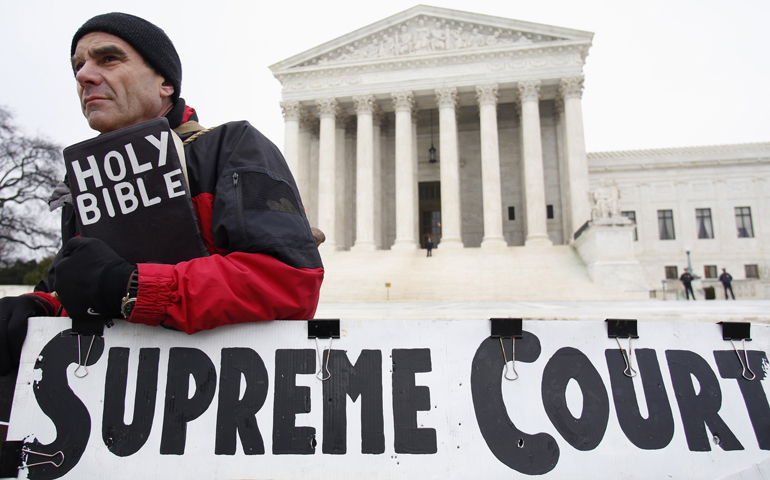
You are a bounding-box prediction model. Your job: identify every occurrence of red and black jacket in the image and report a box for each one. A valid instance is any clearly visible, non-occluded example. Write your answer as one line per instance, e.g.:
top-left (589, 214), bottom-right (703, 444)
top-left (36, 100), bottom-right (324, 333)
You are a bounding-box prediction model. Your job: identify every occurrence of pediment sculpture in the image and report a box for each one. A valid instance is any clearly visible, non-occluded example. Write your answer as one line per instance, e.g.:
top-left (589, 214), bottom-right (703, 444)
top-left (298, 16), bottom-right (563, 67)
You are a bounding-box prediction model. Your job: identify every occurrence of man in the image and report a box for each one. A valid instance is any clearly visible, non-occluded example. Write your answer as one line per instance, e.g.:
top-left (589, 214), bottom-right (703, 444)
top-left (719, 268), bottom-right (736, 300)
top-left (0, 13), bottom-right (324, 376)
top-left (425, 236), bottom-right (433, 257)
top-left (680, 269), bottom-right (695, 300)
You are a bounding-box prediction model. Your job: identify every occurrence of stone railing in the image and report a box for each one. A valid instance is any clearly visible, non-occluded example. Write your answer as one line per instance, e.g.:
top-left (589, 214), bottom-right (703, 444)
top-left (0, 285), bottom-right (35, 298)
top-left (651, 279), bottom-right (768, 300)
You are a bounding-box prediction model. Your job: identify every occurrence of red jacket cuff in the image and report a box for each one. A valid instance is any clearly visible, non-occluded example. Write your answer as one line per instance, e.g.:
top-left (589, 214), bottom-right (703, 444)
top-left (129, 263), bottom-right (176, 327)
top-left (27, 292), bottom-right (62, 316)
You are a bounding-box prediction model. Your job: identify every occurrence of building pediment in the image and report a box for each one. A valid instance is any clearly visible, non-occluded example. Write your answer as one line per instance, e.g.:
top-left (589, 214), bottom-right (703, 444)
top-left (270, 5), bottom-right (593, 73)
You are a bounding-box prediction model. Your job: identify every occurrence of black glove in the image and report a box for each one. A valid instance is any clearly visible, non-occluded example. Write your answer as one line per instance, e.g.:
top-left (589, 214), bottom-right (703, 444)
top-left (0, 295), bottom-right (55, 376)
top-left (53, 237), bottom-right (136, 322)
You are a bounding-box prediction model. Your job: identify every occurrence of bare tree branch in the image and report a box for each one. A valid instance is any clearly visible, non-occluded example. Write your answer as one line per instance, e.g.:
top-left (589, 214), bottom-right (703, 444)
top-left (0, 105), bottom-right (64, 263)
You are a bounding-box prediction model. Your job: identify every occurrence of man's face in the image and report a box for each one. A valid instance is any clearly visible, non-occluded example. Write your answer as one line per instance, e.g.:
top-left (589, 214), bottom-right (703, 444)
top-left (72, 32), bottom-right (174, 133)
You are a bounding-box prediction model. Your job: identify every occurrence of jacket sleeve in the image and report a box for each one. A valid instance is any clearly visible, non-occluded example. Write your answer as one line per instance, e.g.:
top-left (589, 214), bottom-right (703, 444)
top-left (131, 253), bottom-right (323, 333)
top-left (128, 121), bottom-right (324, 334)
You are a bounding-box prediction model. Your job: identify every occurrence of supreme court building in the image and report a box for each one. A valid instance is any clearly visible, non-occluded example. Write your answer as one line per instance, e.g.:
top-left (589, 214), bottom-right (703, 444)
top-left (270, 6), bottom-right (770, 301)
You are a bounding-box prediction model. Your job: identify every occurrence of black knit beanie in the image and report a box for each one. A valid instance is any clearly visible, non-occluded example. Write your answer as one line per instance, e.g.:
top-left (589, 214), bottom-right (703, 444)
top-left (71, 13), bottom-right (182, 102)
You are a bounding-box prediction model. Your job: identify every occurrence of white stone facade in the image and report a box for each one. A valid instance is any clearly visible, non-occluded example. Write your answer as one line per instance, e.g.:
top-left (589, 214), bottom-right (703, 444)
top-left (272, 6), bottom-right (593, 252)
top-left (588, 143), bottom-right (770, 294)
top-left (271, 6), bottom-right (769, 300)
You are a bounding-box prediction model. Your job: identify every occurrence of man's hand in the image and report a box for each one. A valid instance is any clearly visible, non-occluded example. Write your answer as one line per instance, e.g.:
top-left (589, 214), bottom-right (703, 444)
top-left (0, 296), bottom-right (54, 376)
top-left (53, 237), bottom-right (136, 321)
top-left (311, 227), bottom-right (326, 247)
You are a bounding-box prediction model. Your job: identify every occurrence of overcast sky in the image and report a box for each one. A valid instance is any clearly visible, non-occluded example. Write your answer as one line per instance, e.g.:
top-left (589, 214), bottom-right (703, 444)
top-left (1, 0), bottom-right (768, 154)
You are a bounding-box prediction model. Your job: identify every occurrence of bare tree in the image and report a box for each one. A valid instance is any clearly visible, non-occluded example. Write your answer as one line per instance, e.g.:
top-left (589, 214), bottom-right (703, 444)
top-left (0, 106), bottom-right (63, 265)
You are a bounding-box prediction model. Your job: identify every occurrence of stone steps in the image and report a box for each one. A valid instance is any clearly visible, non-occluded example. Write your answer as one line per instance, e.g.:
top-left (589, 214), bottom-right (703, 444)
top-left (317, 245), bottom-right (649, 302)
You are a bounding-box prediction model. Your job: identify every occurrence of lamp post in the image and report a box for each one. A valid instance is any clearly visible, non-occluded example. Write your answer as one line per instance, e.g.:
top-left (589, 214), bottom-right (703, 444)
top-left (429, 109), bottom-right (437, 164)
top-left (686, 250), bottom-right (693, 275)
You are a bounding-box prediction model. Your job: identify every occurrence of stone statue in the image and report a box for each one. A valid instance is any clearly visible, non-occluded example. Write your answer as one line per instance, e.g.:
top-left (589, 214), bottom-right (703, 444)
top-left (396, 25), bottom-right (412, 55)
top-left (450, 28), bottom-right (467, 49)
top-left (590, 180), bottom-right (621, 221)
top-left (303, 19), bottom-right (548, 65)
top-left (468, 28), bottom-right (486, 48)
top-left (430, 22), bottom-right (447, 51)
top-left (414, 19), bottom-right (431, 54)
top-left (517, 33), bottom-right (533, 44)
top-left (379, 34), bottom-right (396, 57)
top-left (486, 31), bottom-right (500, 46)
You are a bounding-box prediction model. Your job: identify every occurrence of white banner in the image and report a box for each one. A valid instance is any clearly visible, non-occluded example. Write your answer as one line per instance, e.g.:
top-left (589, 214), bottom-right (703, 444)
top-left (8, 317), bottom-right (770, 479)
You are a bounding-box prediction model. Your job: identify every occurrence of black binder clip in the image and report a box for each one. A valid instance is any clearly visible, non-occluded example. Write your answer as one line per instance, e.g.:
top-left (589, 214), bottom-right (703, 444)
top-left (70, 317), bottom-right (105, 337)
top-left (66, 324), bottom-right (99, 379)
top-left (0, 441), bottom-right (65, 474)
top-left (491, 318), bottom-right (522, 381)
top-left (720, 322), bottom-right (755, 381)
top-left (69, 311), bottom-right (110, 379)
top-left (606, 319), bottom-right (638, 378)
top-left (308, 319), bottom-right (340, 339)
top-left (308, 320), bottom-right (340, 381)
top-left (19, 448), bottom-right (64, 470)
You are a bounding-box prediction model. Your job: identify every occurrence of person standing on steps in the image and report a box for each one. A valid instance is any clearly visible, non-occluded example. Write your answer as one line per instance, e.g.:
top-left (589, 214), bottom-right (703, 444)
top-left (680, 269), bottom-right (696, 300)
top-left (719, 268), bottom-right (736, 300)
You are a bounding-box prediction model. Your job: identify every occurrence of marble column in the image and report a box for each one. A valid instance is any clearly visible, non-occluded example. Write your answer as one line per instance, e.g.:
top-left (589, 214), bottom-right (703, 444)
top-left (518, 80), bottom-right (552, 246)
top-left (336, 113), bottom-right (349, 249)
top-left (373, 110), bottom-right (384, 249)
top-left (280, 101), bottom-right (302, 179)
top-left (476, 84), bottom-right (507, 248)
top-left (391, 91), bottom-right (418, 249)
top-left (304, 115), bottom-right (319, 228)
top-left (560, 76), bottom-right (591, 239)
top-left (352, 95), bottom-right (377, 250)
top-left (412, 107), bottom-right (420, 243)
top-left (554, 98), bottom-right (571, 242)
top-left (296, 113), bottom-right (313, 222)
top-left (316, 98), bottom-right (339, 251)
top-left (436, 87), bottom-right (463, 248)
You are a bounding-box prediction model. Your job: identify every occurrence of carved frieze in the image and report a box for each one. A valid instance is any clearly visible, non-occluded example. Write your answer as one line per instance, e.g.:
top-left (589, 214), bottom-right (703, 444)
top-left (297, 15), bottom-right (563, 67)
top-left (277, 49), bottom-right (584, 93)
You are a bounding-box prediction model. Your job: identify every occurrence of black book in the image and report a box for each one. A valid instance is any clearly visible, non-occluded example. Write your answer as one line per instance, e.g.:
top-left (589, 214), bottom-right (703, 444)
top-left (63, 118), bottom-right (209, 264)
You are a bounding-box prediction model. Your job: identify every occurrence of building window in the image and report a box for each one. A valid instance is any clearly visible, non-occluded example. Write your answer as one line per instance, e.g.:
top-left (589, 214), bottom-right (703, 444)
top-left (735, 207), bottom-right (754, 238)
top-left (621, 211), bottom-right (637, 241)
top-left (419, 182), bottom-right (441, 201)
top-left (658, 210), bottom-right (675, 240)
top-left (665, 266), bottom-right (678, 279)
top-left (546, 205), bottom-right (554, 219)
top-left (508, 206), bottom-right (515, 221)
top-left (704, 265), bottom-right (717, 279)
top-left (745, 264), bottom-right (759, 279)
top-left (695, 208), bottom-right (714, 239)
